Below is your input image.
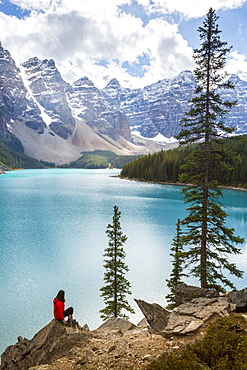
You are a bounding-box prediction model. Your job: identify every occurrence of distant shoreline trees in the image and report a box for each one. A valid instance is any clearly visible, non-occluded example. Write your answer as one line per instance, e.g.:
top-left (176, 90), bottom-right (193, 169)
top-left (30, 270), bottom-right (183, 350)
top-left (120, 135), bottom-right (247, 189)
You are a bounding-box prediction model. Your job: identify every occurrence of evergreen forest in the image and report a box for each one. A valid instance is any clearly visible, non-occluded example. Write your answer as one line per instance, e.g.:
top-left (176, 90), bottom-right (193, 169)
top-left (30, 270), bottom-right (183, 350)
top-left (121, 135), bottom-right (247, 188)
top-left (0, 139), bottom-right (54, 170)
top-left (61, 150), bottom-right (139, 169)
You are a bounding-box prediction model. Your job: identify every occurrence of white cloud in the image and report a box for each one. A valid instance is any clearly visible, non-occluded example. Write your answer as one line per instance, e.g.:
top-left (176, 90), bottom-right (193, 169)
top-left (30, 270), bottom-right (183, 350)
top-left (136, 0), bottom-right (247, 18)
top-left (0, 1), bottom-right (195, 88)
top-left (0, 0), bottom-right (246, 89)
top-left (227, 51), bottom-right (247, 80)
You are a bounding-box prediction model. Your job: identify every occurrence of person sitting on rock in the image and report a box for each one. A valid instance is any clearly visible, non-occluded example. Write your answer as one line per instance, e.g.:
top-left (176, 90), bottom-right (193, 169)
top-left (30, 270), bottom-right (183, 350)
top-left (53, 289), bottom-right (76, 325)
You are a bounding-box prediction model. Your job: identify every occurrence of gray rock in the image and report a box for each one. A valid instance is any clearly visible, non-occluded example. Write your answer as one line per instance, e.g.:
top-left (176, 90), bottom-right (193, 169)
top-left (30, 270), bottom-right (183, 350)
top-left (68, 76), bottom-right (132, 142)
top-left (0, 319), bottom-right (91, 369)
top-left (0, 43), bottom-right (46, 142)
top-left (134, 299), bottom-right (169, 333)
top-left (162, 296), bottom-right (231, 337)
top-left (96, 317), bottom-right (137, 332)
top-left (174, 284), bottom-right (219, 306)
top-left (22, 57), bottom-right (75, 139)
top-left (102, 72), bottom-right (247, 139)
top-left (227, 287), bottom-right (247, 312)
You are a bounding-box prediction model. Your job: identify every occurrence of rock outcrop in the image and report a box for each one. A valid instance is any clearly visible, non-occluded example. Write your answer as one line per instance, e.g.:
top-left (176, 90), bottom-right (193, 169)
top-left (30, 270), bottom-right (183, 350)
top-left (2, 288), bottom-right (247, 369)
top-left (1, 320), bottom-right (91, 369)
top-left (228, 287), bottom-right (247, 312)
top-left (134, 286), bottom-right (247, 337)
top-left (173, 283), bottom-right (220, 306)
top-left (1, 318), bottom-right (171, 370)
top-left (134, 299), bottom-right (170, 333)
top-left (96, 317), bottom-right (137, 332)
top-left (162, 296), bottom-right (232, 337)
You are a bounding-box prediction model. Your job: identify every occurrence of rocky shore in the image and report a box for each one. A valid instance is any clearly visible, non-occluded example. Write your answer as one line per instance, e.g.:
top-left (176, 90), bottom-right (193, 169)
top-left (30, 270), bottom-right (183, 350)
top-left (1, 285), bottom-right (247, 370)
top-left (0, 165), bottom-right (10, 174)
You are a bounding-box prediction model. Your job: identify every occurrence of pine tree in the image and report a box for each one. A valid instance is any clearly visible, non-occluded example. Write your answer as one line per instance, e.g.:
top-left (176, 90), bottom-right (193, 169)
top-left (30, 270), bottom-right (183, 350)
top-left (176, 8), bottom-right (244, 292)
top-left (166, 219), bottom-right (187, 309)
top-left (100, 206), bottom-right (135, 320)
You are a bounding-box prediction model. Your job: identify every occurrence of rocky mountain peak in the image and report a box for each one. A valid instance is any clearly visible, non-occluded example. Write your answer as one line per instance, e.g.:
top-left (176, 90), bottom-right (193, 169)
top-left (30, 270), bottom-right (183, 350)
top-left (0, 42), bottom-right (15, 64)
top-left (0, 46), bottom-right (47, 140)
top-left (21, 56), bottom-right (75, 139)
top-left (106, 78), bottom-right (121, 88)
top-left (73, 76), bottom-right (96, 88)
top-left (173, 70), bottom-right (194, 83)
top-left (72, 76), bottom-right (100, 99)
top-left (0, 42), bottom-right (22, 80)
top-left (22, 57), bottom-right (69, 92)
top-left (1, 41), bottom-right (247, 164)
top-left (68, 75), bottom-right (132, 142)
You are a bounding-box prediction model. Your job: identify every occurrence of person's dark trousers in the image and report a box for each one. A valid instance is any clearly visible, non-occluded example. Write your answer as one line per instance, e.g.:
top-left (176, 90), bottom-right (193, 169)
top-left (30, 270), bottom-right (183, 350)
top-left (64, 307), bottom-right (73, 318)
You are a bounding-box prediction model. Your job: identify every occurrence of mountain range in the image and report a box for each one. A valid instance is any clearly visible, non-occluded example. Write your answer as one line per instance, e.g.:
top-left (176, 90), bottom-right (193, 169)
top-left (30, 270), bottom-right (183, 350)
top-left (0, 42), bottom-right (247, 165)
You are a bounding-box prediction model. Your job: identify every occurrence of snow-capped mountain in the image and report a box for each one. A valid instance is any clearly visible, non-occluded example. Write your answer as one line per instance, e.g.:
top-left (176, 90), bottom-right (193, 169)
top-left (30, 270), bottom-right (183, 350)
top-left (21, 57), bottom-right (75, 140)
top-left (0, 41), bottom-right (247, 165)
top-left (102, 71), bottom-right (247, 139)
top-left (0, 43), bottom-right (45, 142)
top-left (0, 43), bottom-right (155, 164)
top-left (67, 76), bottom-right (132, 142)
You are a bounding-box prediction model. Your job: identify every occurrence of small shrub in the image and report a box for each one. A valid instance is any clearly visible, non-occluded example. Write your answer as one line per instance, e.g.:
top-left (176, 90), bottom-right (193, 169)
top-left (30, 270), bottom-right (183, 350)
top-left (146, 315), bottom-right (247, 370)
top-left (147, 349), bottom-right (201, 370)
top-left (193, 315), bottom-right (247, 370)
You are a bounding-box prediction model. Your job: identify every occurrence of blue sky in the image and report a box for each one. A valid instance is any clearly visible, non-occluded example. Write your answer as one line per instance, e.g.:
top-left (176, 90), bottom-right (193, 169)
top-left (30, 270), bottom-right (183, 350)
top-left (0, 0), bottom-right (246, 88)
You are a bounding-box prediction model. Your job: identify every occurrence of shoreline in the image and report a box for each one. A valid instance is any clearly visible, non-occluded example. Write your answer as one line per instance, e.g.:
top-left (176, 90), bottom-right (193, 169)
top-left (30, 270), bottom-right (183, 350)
top-left (119, 176), bottom-right (247, 192)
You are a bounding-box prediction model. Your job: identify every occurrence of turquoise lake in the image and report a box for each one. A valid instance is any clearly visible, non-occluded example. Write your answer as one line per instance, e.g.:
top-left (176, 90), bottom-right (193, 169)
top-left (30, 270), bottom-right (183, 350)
top-left (0, 168), bottom-right (247, 354)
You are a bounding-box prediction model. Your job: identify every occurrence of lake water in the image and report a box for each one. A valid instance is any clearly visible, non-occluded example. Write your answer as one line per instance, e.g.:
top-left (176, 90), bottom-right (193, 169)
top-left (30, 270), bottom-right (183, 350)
top-left (0, 168), bottom-right (247, 355)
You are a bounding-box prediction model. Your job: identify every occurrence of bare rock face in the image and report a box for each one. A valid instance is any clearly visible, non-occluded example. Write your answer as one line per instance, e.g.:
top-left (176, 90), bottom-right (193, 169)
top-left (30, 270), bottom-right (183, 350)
top-left (134, 299), bottom-right (170, 333)
top-left (0, 43), bottom-right (46, 140)
top-left (161, 296), bottom-right (231, 337)
top-left (134, 288), bottom-right (238, 338)
top-left (0, 320), bottom-right (91, 369)
top-left (227, 288), bottom-right (247, 312)
top-left (68, 76), bottom-right (132, 142)
top-left (174, 283), bottom-right (219, 306)
top-left (95, 317), bottom-right (137, 332)
top-left (102, 72), bottom-right (196, 139)
top-left (22, 57), bottom-right (75, 139)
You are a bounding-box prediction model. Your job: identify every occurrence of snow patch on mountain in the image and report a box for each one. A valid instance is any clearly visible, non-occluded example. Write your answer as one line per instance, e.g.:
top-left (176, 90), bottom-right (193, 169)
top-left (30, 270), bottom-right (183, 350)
top-left (19, 65), bottom-right (52, 127)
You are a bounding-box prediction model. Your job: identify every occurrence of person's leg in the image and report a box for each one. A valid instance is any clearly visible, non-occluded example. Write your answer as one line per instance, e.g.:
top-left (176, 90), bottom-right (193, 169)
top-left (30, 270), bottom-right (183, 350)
top-left (64, 307), bottom-right (74, 320)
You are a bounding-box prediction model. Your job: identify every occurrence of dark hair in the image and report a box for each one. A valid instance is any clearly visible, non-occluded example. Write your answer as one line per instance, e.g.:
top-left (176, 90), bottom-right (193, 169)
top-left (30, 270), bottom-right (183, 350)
top-left (56, 290), bottom-right (65, 302)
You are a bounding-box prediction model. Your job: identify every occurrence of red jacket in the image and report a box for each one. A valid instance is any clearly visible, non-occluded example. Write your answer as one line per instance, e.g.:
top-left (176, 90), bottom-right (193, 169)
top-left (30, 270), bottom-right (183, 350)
top-left (53, 298), bottom-right (65, 320)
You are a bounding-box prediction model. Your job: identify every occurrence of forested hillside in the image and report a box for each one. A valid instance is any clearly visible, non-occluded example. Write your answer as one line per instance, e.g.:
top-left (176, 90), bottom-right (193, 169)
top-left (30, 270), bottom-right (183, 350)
top-left (61, 151), bottom-right (139, 169)
top-left (121, 135), bottom-right (247, 188)
top-left (0, 140), bottom-right (54, 169)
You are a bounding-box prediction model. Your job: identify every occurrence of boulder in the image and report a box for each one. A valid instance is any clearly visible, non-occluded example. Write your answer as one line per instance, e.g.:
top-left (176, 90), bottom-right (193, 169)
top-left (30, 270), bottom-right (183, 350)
top-left (0, 319), bottom-right (91, 369)
top-left (96, 317), bottom-right (137, 332)
top-left (161, 296), bottom-right (231, 337)
top-left (227, 288), bottom-right (247, 312)
top-left (134, 299), bottom-right (169, 333)
top-left (174, 284), bottom-right (219, 306)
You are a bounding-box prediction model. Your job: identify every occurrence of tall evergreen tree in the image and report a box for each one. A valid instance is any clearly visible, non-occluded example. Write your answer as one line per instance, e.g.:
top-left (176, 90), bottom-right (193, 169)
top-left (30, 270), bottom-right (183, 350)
top-left (166, 219), bottom-right (187, 309)
top-left (176, 8), bottom-right (244, 292)
top-left (100, 206), bottom-right (135, 320)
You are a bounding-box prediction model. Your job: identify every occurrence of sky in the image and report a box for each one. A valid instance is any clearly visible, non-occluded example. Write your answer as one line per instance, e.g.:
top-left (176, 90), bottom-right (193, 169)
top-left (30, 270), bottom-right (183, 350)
top-left (0, 0), bottom-right (247, 89)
